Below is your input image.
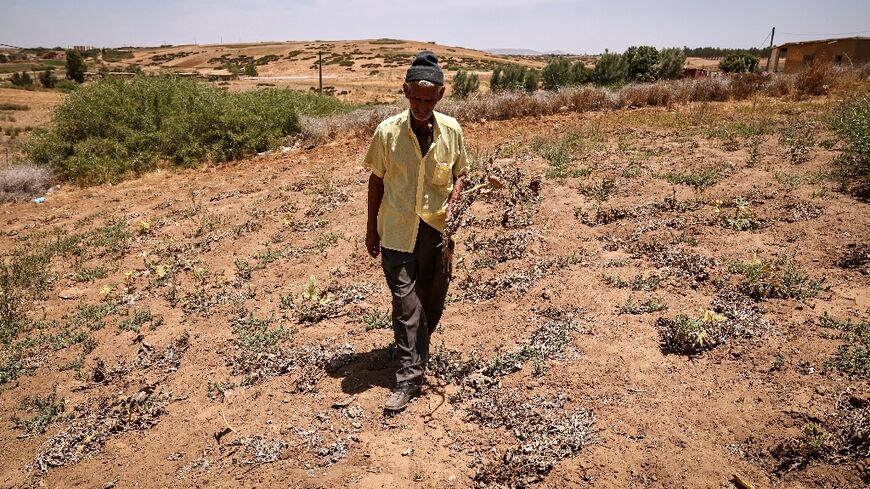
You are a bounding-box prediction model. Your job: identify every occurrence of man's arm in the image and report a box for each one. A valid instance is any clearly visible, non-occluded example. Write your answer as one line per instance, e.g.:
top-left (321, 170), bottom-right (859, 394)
top-left (366, 174), bottom-right (384, 258)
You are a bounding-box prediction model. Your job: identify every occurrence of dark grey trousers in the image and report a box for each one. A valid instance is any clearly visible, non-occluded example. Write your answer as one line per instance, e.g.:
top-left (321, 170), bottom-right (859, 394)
top-left (381, 220), bottom-right (452, 384)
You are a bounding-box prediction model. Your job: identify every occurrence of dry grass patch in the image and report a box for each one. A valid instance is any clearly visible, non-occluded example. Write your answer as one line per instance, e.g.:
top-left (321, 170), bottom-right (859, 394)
top-left (0, 164), bottom-right (53, 203)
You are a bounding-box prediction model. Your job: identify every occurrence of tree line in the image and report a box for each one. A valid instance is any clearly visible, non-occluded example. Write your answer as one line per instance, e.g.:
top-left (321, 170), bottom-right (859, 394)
top-left (452, 46), bottom-right (765, 98)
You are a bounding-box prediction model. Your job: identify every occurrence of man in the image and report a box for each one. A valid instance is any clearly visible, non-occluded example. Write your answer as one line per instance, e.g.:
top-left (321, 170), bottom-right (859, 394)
top-left (363, 51), bottom-right (468, 411)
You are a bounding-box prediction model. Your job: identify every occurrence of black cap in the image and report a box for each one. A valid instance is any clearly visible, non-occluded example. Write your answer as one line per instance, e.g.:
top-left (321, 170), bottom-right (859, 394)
top-left (405, 51), bottom-right (444, 86)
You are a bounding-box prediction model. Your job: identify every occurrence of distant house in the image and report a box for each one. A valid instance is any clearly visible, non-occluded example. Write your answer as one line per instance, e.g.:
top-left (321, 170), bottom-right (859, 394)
top-left (40, 51), bottom-right (66, 60)
top-left (767, 37), bottom-right (870, 72)
top-left (682, 68), bottom-right (707, 78)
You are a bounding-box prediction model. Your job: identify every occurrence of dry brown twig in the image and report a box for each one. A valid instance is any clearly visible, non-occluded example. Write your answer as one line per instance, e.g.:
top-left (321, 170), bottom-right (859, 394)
top-left (441, 176), bottom-right (504, 273)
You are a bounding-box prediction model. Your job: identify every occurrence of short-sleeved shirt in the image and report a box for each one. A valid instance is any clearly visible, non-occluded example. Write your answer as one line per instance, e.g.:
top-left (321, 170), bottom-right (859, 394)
top-left (363, 109), bottom-right (469, 253)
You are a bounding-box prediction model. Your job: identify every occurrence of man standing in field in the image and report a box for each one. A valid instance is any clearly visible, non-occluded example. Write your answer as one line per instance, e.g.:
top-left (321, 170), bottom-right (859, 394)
top-left (363, 51), bottom-right (468, 411)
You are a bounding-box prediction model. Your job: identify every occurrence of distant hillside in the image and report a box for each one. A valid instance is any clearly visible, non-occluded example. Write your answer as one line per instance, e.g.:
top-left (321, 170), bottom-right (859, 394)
top-left (113, 39), bottom-right (546, 77)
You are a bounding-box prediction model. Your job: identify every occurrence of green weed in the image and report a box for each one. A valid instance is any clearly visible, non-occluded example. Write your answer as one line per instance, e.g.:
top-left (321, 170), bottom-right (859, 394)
top-left (580, 178), bottom-right (616, 204)
top-left (72, 265), bottom-right (110, 283)
top-left (819, 313), bottom-right (869, 378)
top-left (12, 388), bottom-right (70, 433)
top-left (312, 232), bottom-right (340, 254)
top-left (619, 296), bottom-right (667, 314)
top-left (359, 307), bottom-right (391, 331)
top-left (231, 309), bottom-right (291, 355)
top-left (532, 129), bottom-right (601, 180)
top-left (118, 308), bottom-right (163, 333)
top-left (828, 95), bottom-right (870, 196)
top-left (721, 198), bottom-right (761, 231)
top-left (659, 168), bottom-right (719, 191)
top-left (0, 251), bottom-right (51, 344)
top-left (656, 311), bottom-right (729, 354)
top-left (728, 255), bottom-right (826, 300)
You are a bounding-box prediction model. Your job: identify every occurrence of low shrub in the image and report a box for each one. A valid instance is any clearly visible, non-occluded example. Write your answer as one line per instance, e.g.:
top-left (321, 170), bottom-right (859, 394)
top-left (730, 73), bottom-right (767, 100)
top-left (828, 94), bottom-right (870, 197)
top-left (0, 102), bottom-right (29, 111)
top-left (794, 62), bottom-right (839, 98)
top-left (25, 76), bottom-right (337, 184)
top-left (728, 254), bottom-right (826, 300)
top-left (656, 310), bottom-right (729, 354)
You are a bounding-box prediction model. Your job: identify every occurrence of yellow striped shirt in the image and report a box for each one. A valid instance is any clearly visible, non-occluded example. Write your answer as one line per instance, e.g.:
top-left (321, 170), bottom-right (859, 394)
top-left (363, 109), bottom-right (469, 253)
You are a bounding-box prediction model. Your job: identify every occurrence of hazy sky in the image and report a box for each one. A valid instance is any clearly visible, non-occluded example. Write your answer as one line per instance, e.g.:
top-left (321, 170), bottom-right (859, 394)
top-left (1, 0), bottom-right (868, 54)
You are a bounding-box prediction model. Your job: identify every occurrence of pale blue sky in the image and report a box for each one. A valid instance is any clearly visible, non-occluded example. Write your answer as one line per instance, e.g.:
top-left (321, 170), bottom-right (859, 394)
top-left (1, 0), bottom-right (868, 54)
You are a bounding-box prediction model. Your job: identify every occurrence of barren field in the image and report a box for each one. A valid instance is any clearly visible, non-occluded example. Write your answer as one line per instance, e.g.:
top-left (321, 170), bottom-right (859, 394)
top-left (1, 87), bottom-right (869, 489)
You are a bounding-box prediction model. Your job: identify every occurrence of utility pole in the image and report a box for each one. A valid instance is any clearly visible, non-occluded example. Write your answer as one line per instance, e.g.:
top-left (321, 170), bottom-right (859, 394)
top-left (766, 26), bottom-right (776, 72)
top-left (318, 51), bottom-right (323, 95)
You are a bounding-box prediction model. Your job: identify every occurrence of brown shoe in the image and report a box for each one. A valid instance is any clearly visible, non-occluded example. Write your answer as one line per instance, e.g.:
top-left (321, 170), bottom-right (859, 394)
top-left (384, 381), bottom-right (422, 411)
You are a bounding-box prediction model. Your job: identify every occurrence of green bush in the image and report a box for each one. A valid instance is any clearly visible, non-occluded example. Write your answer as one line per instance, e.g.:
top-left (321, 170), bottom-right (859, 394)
top-left (26, 76), bottom-right (313, 184)
top-left (593, 50), bottom-right (627, 86)
top-left (625, 46), bottom-right (660, 83)
top-left (39, 68), bottom-right (56, 88)
top-left (719, 52), bottom-right (759, 73)
top-left (451, 69), bottom-right (479, 99)
top-left (10, 72), bottom-right (33, 87)
top-left (829, 95), bottom-right (870, 196)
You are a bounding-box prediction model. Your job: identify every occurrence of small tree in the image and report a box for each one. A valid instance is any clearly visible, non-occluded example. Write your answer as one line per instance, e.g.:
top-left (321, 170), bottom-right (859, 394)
top-left (451, 69), bottom-right (479, 99)
top-left (593, 50), bottom-right (627, 86)
top-left (656, 47), bottom-right (687, 80)
top-left (490, 64), bottom-right (528, 92)
top-left (624, 45), bottom-right (660, 83)
top-left (0, 54), bottom-right (8, 63)
top-left (243, 63), bottom-right (258, 77)
top-left (719, 52), bottom-right (759, 73)
top-left (39, 68), bottom-right (56, 88)
top-left (65, 49), bottom-right (86, 83)
top-left (542, 57), bottom-right (574, 90)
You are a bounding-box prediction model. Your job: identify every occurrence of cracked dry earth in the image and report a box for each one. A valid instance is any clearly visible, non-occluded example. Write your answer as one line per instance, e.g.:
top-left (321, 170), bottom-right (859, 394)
top-left (1, 95), bottom-right (869, 488)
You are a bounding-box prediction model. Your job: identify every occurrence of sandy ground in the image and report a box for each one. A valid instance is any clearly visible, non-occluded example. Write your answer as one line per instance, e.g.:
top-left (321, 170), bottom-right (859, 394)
top-left (0, 90), bottom-right (868, 488)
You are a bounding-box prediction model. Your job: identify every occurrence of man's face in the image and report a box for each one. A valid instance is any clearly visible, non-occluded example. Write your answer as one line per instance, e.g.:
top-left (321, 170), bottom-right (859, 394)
top-left (403, 82), bottom-right (444, 123)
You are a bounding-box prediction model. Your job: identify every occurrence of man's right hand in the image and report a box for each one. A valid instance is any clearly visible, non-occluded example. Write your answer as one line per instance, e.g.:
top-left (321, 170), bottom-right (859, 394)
top-left (365, 228), bottom-right (381, 258)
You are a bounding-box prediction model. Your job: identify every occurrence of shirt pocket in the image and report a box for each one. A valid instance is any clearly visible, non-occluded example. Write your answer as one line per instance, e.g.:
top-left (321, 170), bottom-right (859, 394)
top-left (432, 161), bottom-right (453, 186)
